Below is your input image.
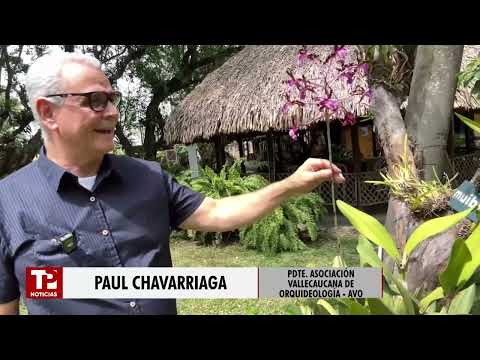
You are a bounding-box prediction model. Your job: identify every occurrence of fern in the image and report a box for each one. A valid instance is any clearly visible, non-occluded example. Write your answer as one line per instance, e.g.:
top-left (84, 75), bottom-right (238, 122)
top-left (240, 192), bottom-right (324, 254)
top-left (179, 158), bottom-right (327, 252)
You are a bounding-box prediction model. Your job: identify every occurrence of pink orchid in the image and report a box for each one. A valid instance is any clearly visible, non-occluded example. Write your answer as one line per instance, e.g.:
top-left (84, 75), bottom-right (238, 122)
top-left (297, 49), bottom-right (308, 67)
top-left (318, 98), bottom-right (339, 112)
top-left (335, 45), bottom-right (348, 60)
top-left (289, 127), bottom-right (299, 141)
top-left (358, 63), bottom-right (369, 74)
top-left (341, 112), bottom-right (356, 126)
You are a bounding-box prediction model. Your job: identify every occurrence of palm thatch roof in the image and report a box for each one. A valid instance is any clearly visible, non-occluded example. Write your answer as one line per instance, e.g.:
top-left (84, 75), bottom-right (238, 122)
top-left (165, 45), bottom-right (369, 145)
top-left (455, 45), bottom-right (480, 111)
top-left (165, 45), bottom-right (480, 145)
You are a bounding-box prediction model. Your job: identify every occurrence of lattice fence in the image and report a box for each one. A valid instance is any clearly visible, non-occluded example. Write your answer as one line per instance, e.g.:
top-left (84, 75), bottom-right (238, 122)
top-left (315, 171), bottom-right (389, 206)
top-left (254, 151), bottom-right (480, 207)
top-left (450, 151), bottom-right (480, 187)
top-left (258, 170), bottom-right (389, 207)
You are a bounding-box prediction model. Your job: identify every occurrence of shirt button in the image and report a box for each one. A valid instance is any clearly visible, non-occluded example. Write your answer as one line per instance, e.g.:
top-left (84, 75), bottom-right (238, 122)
top-left (102, 229), bottom-right (110, 236)
top-left (90, 196), bottom-right (96, 202)
top-left (129, 301), bottom-right (136, 308)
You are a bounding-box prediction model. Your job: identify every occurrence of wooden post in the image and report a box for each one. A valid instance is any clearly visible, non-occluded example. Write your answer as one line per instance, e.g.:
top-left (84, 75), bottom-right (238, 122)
top-left (351, 123), bottom-right (361, 172)
top-left (237, 137), bottom-right (246, 175)
top-left (372, 123), bottom-right (378, 157)
top-left (214, 136), bottom-right (226, 173)
top-left (187, 144), bottom-right (200, 179)
top-left (277, 136), bottom-right (284, 173)
top-left (266, 132), bottom-right (275, 182)
top-left (237, 138), bottom-right (244, 158)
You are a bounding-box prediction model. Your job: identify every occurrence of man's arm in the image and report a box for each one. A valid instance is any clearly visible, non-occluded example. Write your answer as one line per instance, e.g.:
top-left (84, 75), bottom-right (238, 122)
top-left (179, 158), bottom-right (344, 232)
top-left (0, 299), bottom-right (19, 315)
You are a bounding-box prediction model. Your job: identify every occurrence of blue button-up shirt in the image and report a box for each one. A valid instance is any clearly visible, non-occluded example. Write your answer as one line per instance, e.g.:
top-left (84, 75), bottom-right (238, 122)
top-left (0, 147), bottom-right (204, 314)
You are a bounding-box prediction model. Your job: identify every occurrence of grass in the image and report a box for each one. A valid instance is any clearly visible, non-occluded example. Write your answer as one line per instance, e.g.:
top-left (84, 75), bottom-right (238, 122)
top-left (171, 233), bottom-right (359, 315)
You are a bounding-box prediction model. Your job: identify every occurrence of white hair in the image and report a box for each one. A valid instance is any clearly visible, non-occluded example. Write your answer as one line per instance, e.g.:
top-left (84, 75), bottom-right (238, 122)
top-left (25, 50), bottom-right (102, 140)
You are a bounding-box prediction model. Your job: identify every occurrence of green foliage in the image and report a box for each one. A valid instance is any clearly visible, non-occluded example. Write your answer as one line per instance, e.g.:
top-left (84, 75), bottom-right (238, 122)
top-left (240, 192), bottom-right (326, 254)
top-left (180, 159), bottom-right (269, 246)
top-left (367, 138), bottom-right (455, 218)
top-left (290, 203), bottom-right (480, 315)
top-left (157, 145), bottom-right (190, 178)
top-left (458, 56), bottom-right (480, 99)
top-left (180, 159), bottom-right (326, 252)
top-left (359, 45), bottom-right (416, 97)
top-left (187, 159), bottom-right (268, 198)
top-left (456, 112), bottom-right (480, 134)
top-left (336, 200), bottom-right (401, 262)
top-left (330, 144), bottom-right (352, 164)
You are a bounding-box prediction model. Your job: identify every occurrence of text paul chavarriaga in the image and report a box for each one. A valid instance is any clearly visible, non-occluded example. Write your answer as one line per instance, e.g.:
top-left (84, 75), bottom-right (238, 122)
top-left (95, 275), bottom-right (228, 291)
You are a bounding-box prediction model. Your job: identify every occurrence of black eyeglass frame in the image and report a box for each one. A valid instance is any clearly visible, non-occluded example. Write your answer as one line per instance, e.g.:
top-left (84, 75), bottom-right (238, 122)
top-left (45, 91), bottom-right (122, 112)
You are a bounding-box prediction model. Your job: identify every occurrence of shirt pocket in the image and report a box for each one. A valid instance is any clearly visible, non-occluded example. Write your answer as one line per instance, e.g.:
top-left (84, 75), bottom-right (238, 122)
top-left (32, 230), bottom-right (95, 267)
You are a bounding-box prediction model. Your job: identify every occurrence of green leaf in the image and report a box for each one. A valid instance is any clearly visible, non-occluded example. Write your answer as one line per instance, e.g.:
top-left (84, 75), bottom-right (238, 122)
top-left (356, 236), bottom-right (416, 315)
top-left (337, 200), bottom-right (401, 262)
top-left (457, 224), bottom-right (480, 288)
top-left (316, 300), bottom-right (339, 315)
top-left (367, 298), bottom-right (394, 315)
top-left (456, 112), bottom-right (480, 134)
top-left (403, 208), bottom-right (472, 262)
top-left (357, 235), bottom-right (383, 268)
top-left (448, 284), bottom-right (476, 315)
top-left (332, 255), bottom-right (347, 268)
top-left (338, 299), bottom-right (370, 315)
top-left (298, 304), bottom-right (315, 315)
top-left (472, 81), bottom-right (480, 97)
top-left (440, 223), bottom-right (480, 294)
top-left (284, 304), bottom-right (304, 315)
top-left (419, 287), bottom-right (444, 314)
top-left (391, 295), bottom-right (409, 315)
top-left (439, 238), bottom-right (472, 295)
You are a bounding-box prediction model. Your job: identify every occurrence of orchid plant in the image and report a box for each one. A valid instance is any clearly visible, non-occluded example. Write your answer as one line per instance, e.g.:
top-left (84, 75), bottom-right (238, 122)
top-left (282, 45), bottom-right (371, 231)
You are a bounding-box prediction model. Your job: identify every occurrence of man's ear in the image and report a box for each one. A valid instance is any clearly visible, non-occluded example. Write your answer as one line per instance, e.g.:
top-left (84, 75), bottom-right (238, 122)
top-left (36, 98), bottom-right (59, 131)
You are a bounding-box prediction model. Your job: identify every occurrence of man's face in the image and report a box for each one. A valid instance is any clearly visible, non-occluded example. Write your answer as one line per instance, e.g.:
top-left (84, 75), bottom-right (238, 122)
top-left (49, 62), bottom-right (119, 158)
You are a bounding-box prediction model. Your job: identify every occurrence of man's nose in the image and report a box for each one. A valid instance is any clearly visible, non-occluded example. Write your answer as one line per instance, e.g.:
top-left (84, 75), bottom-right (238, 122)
top-left (104, 101), bottom-right (119, 119)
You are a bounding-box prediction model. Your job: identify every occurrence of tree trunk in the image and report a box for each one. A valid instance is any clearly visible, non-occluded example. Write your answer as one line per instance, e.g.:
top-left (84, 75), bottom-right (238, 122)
top-left (372, 46), bottom-right (465, 294)
top-left (372, 86), bottom-right (419, 278)
top-left (405, 45), bottom-right (464, 181)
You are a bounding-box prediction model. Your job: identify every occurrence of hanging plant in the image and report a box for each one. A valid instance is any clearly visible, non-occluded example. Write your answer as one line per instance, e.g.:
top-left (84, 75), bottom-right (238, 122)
top-left (281, 45), bottom-right (371, 245)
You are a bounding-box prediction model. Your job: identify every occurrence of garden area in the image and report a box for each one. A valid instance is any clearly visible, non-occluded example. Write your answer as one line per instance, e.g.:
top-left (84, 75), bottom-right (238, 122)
top-left (4, 45), bottom-right (480, 315)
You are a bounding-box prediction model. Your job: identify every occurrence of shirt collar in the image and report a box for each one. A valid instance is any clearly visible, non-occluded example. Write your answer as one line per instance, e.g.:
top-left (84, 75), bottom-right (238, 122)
top-left (36, 146), bottom-right (120, 192)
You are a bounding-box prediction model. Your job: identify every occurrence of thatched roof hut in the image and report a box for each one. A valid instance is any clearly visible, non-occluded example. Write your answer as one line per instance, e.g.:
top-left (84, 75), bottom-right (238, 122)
top-left (455, 45), bottom-right (480, 111)
top-left (166, 45), bottom-right (480, 146)
top-left (165, 45), bottom-right (370, 145)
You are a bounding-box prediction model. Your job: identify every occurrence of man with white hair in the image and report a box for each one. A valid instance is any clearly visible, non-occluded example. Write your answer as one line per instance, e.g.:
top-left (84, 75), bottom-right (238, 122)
top-left (0, 50), bottom-right (345, 315)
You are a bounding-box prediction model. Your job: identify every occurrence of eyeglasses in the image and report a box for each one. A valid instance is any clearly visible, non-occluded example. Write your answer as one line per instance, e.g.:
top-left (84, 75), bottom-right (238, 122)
top-left (46, 91), bottom-right (122, 112)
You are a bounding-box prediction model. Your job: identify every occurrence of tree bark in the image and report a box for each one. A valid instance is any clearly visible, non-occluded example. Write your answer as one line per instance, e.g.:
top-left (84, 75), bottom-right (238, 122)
top-left (372, 86), bottom-right (419, 275)
top-left (372, 47), bottom-right (465, 293)
top-left (405, 45), bottom-right (464, 181)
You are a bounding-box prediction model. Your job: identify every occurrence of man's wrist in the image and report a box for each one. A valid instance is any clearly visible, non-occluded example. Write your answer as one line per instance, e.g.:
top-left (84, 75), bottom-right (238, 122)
top-left (276, 177), bottom-right (298, 200)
